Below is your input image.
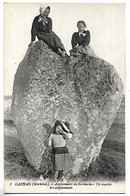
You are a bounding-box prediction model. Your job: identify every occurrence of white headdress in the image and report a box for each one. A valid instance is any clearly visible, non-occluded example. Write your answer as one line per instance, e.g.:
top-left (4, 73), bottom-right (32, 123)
top-left (60, 121), bottom-right (71, 133)
top-left (39, 5), bottom-right (47, 13)
top-left (38, 5), bottom-right (49, 22)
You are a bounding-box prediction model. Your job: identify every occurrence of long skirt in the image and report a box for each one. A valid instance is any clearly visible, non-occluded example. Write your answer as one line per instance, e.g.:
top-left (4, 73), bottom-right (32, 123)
top-left (37, 31), bottom-right (66, 52)
top-left (51, 146), bottom-right (71, 171)
top-left (70, 45), bottom-right (96, 57)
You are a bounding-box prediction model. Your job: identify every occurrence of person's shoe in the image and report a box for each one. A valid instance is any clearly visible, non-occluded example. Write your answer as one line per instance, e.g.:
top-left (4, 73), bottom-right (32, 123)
top-left (61, 175), bottom-right (68, 182)
top-left (58, 48), bottom-right (67, 58)
top-left (68, 56), bottom-right (79, 65)
top-left (39, 174), bottom-right (44, 181)
top-left (54, 171), bottom-right (58, 181)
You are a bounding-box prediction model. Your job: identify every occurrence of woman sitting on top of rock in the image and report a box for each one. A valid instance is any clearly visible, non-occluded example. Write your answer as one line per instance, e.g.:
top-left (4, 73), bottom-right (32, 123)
top-left (69, 20), bottom-right (95, 63)
top-left (29, 6), bottom-right (67, 57)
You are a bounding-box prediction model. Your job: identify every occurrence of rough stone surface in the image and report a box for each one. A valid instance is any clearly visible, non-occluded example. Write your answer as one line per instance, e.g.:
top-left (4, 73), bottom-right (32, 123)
top-left (11, 41), bottom-right (123, 175)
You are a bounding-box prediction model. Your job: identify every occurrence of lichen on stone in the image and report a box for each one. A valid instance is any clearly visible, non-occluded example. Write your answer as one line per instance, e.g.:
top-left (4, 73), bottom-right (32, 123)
top-left (11, 41), bottom-right (123, 175)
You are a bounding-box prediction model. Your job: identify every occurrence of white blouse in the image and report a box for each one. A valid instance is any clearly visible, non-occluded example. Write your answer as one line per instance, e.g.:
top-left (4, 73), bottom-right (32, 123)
top-left (49, 133), bottom-right (72, 148)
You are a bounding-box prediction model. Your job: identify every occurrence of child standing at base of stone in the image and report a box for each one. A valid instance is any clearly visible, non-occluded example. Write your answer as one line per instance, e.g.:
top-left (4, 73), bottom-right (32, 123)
top-left (69, 20), bottom-right (95, 64)
top-left (48, 120), bottom-right (72, 181)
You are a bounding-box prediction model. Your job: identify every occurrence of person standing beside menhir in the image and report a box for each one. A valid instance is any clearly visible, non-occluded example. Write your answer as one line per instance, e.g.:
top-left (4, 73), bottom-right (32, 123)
top-left (29, 6), bottom-right (67, 57)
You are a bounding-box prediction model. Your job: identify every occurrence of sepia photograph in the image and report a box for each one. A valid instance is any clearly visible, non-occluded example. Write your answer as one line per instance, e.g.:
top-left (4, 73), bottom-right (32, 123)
top-left (3, 2), bottom-right (126, 193)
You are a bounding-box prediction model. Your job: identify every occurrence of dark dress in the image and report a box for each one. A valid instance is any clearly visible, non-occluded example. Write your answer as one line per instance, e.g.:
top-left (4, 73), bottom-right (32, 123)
top-left (71, 30), bottom-right (90, 48)
top-left (31, 15), bottom-right (66, 52)
top-left (70, 30), bottom-right (95, 57)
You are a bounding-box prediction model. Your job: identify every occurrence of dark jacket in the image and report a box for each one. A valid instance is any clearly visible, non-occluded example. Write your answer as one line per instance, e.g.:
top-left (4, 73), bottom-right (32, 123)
top-left (71, 30), bottom-right (90, 48)
top-left (31, 15), bottom-right (52, 41)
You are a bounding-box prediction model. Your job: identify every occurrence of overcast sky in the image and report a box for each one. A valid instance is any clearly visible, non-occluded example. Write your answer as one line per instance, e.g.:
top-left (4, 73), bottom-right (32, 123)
top-left (4, 3), bottom-right (125, 95)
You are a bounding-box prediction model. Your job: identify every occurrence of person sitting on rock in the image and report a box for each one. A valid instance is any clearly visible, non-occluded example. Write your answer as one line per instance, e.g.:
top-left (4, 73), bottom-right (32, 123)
top-left (69, 20), bottom-right (95, 63)
top-left (48, 120), bottom-right (72, 181)
top-left (29, 6), bottom-right (67, 57)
